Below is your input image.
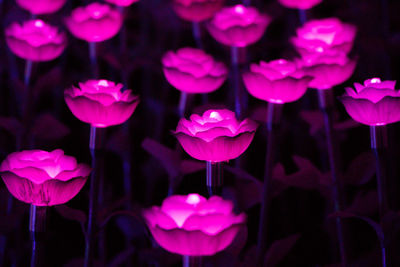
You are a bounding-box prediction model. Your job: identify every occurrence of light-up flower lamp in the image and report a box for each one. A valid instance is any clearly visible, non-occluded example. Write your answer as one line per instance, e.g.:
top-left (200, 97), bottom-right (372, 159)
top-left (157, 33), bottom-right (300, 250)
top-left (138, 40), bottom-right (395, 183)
top-left (64, 79), bottom-right (139, 267)
top-left (143, 193), bottom-right (246, 265)
top-left (172, 0), bottom-right (225, 22)
top-left (340, 78), bottom-right (399, 266)
top-left (174, 109), bottom-right (257, 195)
top-left (278, 0), bottom-right (322, 24)
top-left (65, 2), bottom-right (123, 77)
top-left (162, 47), bottom-right (227, 117)
top-left (0, 149), bottom-right (90, 267)
top-left (207, 5), bottom-right (272, 117)
top-left (104, 0), bottom-right (139, 7)
top-left (242, 59), bottom-right (311, 263)
top-left (292, 17), bottom-right (357, 57)
top-left (16, 0), bottom-right (67, 15)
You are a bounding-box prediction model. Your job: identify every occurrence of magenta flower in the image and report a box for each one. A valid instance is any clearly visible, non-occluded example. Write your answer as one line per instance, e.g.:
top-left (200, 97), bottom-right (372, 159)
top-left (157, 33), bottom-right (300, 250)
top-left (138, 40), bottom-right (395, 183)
top-left (340, 78), bottom-right (400, 126)
top-left (0, 149), bottom-right (91, 206)
top-left (298, 51), bottom-right (357, 90)
top-left (242, 59), bottom-right (312, 103)
top-left (5, 20), bottom-right (67, 62)
top-left (174, 109), bottom-right (257, 162)
top-left (105, 0), bottom-right (139, 7)
top-left (65, 2), bottom-right (123, 43)
top-left (16, 0), bottom-right (66, 15)
top-left (172, 0), bottom-right (225, 22)
top-left (143, 193), bottom-right (246, 256)
top-left (207, 5), bottom-right (271, 47)
top-left (64, 79), bottom-right (139, 128)
top-left (292, 18), bottom-right (357, 56)
top-left (162, 47), bottom-right (228, 94)
top-left (278, 0), bottom-right (322, 10)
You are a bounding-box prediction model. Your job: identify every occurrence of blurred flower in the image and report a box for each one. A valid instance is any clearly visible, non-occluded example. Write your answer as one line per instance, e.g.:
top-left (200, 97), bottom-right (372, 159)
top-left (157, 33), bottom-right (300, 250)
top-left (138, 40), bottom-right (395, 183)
top-left (65, 2), bottom-right (123, 43)
top-left (243, 59), bottom-right (312, 103)
top-left (64, 79), bottom-right (139, 128)
top-left (207, 5), bottom-right (271, 47)
top-left (297, 51), bottom-right (357, 90)
top-left (292, 17), bottom-right (357, 56)
top-left (162, 47), bottom-right (227, 94)
top-left (0, 149), bottom-right (90, 206)
top-left (16, 0), bottom-right (66, 15)
top-left (278, 0), bottom-right (322, 10)
top-left (143, 193), bottom-right (246, 256)
top-left (5, 20), bottom-right (67, 62)
top-left (174, 109), bottom-right (257, 162)
top-left (105, 0), bottom-right (139, 7)
top-left (172, 0), bottom-right (225, 22)
top-left (340, 78), bottom-right (400, 126)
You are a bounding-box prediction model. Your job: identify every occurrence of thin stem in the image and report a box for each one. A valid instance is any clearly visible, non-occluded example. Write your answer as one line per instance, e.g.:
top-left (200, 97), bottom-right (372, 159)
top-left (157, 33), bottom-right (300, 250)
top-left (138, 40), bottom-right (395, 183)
top-left (85, 126), bottom-right (99, 267)
top-left (179, 92), bottom-right (188, 118)
top-left (29, 205), bottom-right (46, 267)
top-left (231, 46), bottom-right (242, 118)
top-left (24, 60), bottom-right (33, 87)
top-left (192, 22), bottom-right (203, 49)
top-left (183, 255), bottom-right (202, 267)
top-left (206, 162), bottom-right (223, 196)
top-left (256, 103), bottom-right (282, 264)
top-left (89, 42), bottom-right (98, 78)
top-left (317, 90), bottom-right (347, 267)
top-left (298, 9), bottom-right (307, 25)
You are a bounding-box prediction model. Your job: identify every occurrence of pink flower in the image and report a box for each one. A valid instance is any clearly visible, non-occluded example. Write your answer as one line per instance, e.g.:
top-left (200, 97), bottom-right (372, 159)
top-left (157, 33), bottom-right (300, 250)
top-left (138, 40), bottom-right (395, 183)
top-left (104, 0), bottom-right (139, 7)
top-left (292, 18), bottom-right (357, 56)
top-left (207, 5), bottom-right (271, 47)
top-left (172, 0), bottom-right (225, 22)
top-left (65, 2), bottom-right (123, 43)
top-left (5, 20), bottom-right (67, 62)
top-left (16, 0), bottom-right (66, 15)
top-left (64, 79), bottom-right (139, 128)
top-left (162, 47), bottom-right (228, 94)
top-left (278, 0), bottom-right (322, 10)
top-left (0, 149), bottom-right (91, 206)
top-left (340, 78), bottom-right (400, 126)
top-left (297, 51), bottom-right (357, 90)
top-left (243, 59), bottom-right (312, 103)
top-left (174, 109), bottom-right (257, 162)
top-left (143, 193), bottom-right (246, 256)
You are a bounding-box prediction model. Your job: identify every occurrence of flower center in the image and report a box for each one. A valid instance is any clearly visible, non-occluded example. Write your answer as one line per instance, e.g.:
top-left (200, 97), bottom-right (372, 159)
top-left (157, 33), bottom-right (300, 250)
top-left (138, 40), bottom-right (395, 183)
top-left (370, 78), bottom-right (381, 84)
top-left (186, 194), bottom-right (201, 205)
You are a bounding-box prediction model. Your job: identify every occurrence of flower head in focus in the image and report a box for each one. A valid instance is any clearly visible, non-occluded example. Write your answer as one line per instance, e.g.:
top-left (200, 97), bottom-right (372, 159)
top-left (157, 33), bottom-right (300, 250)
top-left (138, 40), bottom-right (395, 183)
top-left (16, 0), bottom-right (66, 15)
top-left (172, 0), bottom-right (225, 22)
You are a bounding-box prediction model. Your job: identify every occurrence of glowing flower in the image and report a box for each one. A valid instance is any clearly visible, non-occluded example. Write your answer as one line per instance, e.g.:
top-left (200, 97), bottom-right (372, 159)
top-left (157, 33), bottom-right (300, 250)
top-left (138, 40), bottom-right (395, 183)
top-left (278, 0), bottom-right (322, 10)
top-left (104, 0), bottom-right (139, 7)
top-left (64, 79), bottom-right (139, 128)
top-left (16, 0), bottom-right (66, 15)
top-left (143, 193), bottom-right (246, 256)
top-left (172, 0), bottom-right (225, 22)
top-left (207, 5), bottom-right (271, 47)
top-left (162, 47), bottom-right (227, 94)
top-left (298, 51), bottom-right (357, 90)
top-left (0, 149), bottom-right (91, 206)
top-left (292, 17), bottom-right (357, 56)
top-left (65, 2), bottom-right (123, 43)
top-left (340, 78), bottom-right (400, 126)
top-left (242, 59), bottom-right (312, 103)
top-left (5, 20), bottom-right (67, 62)
top-left (174, 109), bottom-right (257, 162)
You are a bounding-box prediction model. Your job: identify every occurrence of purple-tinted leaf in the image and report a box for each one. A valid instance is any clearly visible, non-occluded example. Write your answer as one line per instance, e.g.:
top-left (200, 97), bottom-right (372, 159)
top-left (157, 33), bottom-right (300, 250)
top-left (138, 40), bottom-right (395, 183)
top-left (33, 67), bottom-right (63, 95)
top-left (108, 247), bottom-right (135, 267)
top-left (55, 205), bottom-right (87, 224)
top-left (263, 233), bottom-right (301, 267)
top-left (106, 128), bottom-right (130, 156)
top-left (0, 116), bottom-right (21, 136)
top-left (32, 113), bottom-right (70, 140)
top-left (343, 152), bottom-right (376, 185)
top-left (225, 226), bottom-right (248, 256)
top-left (335, 119), bottom-right (360, 131)
top-left (346, 191), bottom-right (378, 216)
top-left (180, 159), bottom-right (205, 175)
top-left (142, 138), bottom-right (180, 178)
top-left (300, 110), bottom-right (324, 135)
top-left (249, 104), bottom-right (269, 123)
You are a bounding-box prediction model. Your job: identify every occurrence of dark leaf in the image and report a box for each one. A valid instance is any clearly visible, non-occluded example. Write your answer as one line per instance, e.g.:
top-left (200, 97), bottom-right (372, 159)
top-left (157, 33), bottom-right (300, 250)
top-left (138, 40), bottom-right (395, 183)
top-left (180, 159), bottom-right (205, 175)
top-left (346, 190), bottom-right (378, 216)
top-left (108, 247), bottom-right (135, 267)
top-left (264, 233), bottom-right (301, 267)
top-left (32, 113), bottom-right (70, 140)
top-left (33, 67), bottom-right (63, 95)
top-left (55, 205), bottom-right (87, 224)
top-left (343, 152), bottom-right (376, 185)
top-left (106, 127), bottom-right (130, 156)
top-left (0, 116), bottom-right (21, 136)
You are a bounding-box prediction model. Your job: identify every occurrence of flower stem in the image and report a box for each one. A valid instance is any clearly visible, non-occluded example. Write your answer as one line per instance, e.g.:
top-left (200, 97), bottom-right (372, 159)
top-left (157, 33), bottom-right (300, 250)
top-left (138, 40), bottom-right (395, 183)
top-left (179, 91), bottom-right (188, 118)
top-left (192, 22), bottom-right (203, 49)
top-left (24, 60), bottom-right (32, 87)
top-left (256, 102), bottom-right (282, 264)
top-left (183, 255), bottom-right (202, 267)
top-left (29, 205), bottom-right (46, 267)
top-left (89, 42), bottom-right (98, 78)
top-left (317, 90), bottom-right (347, 267)
top-left (206, 161), bottom-right (223, 196)
top-left (231, 46), bottom-right (242, 118)
top-left (298, 9), bottom-right (307, 25)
